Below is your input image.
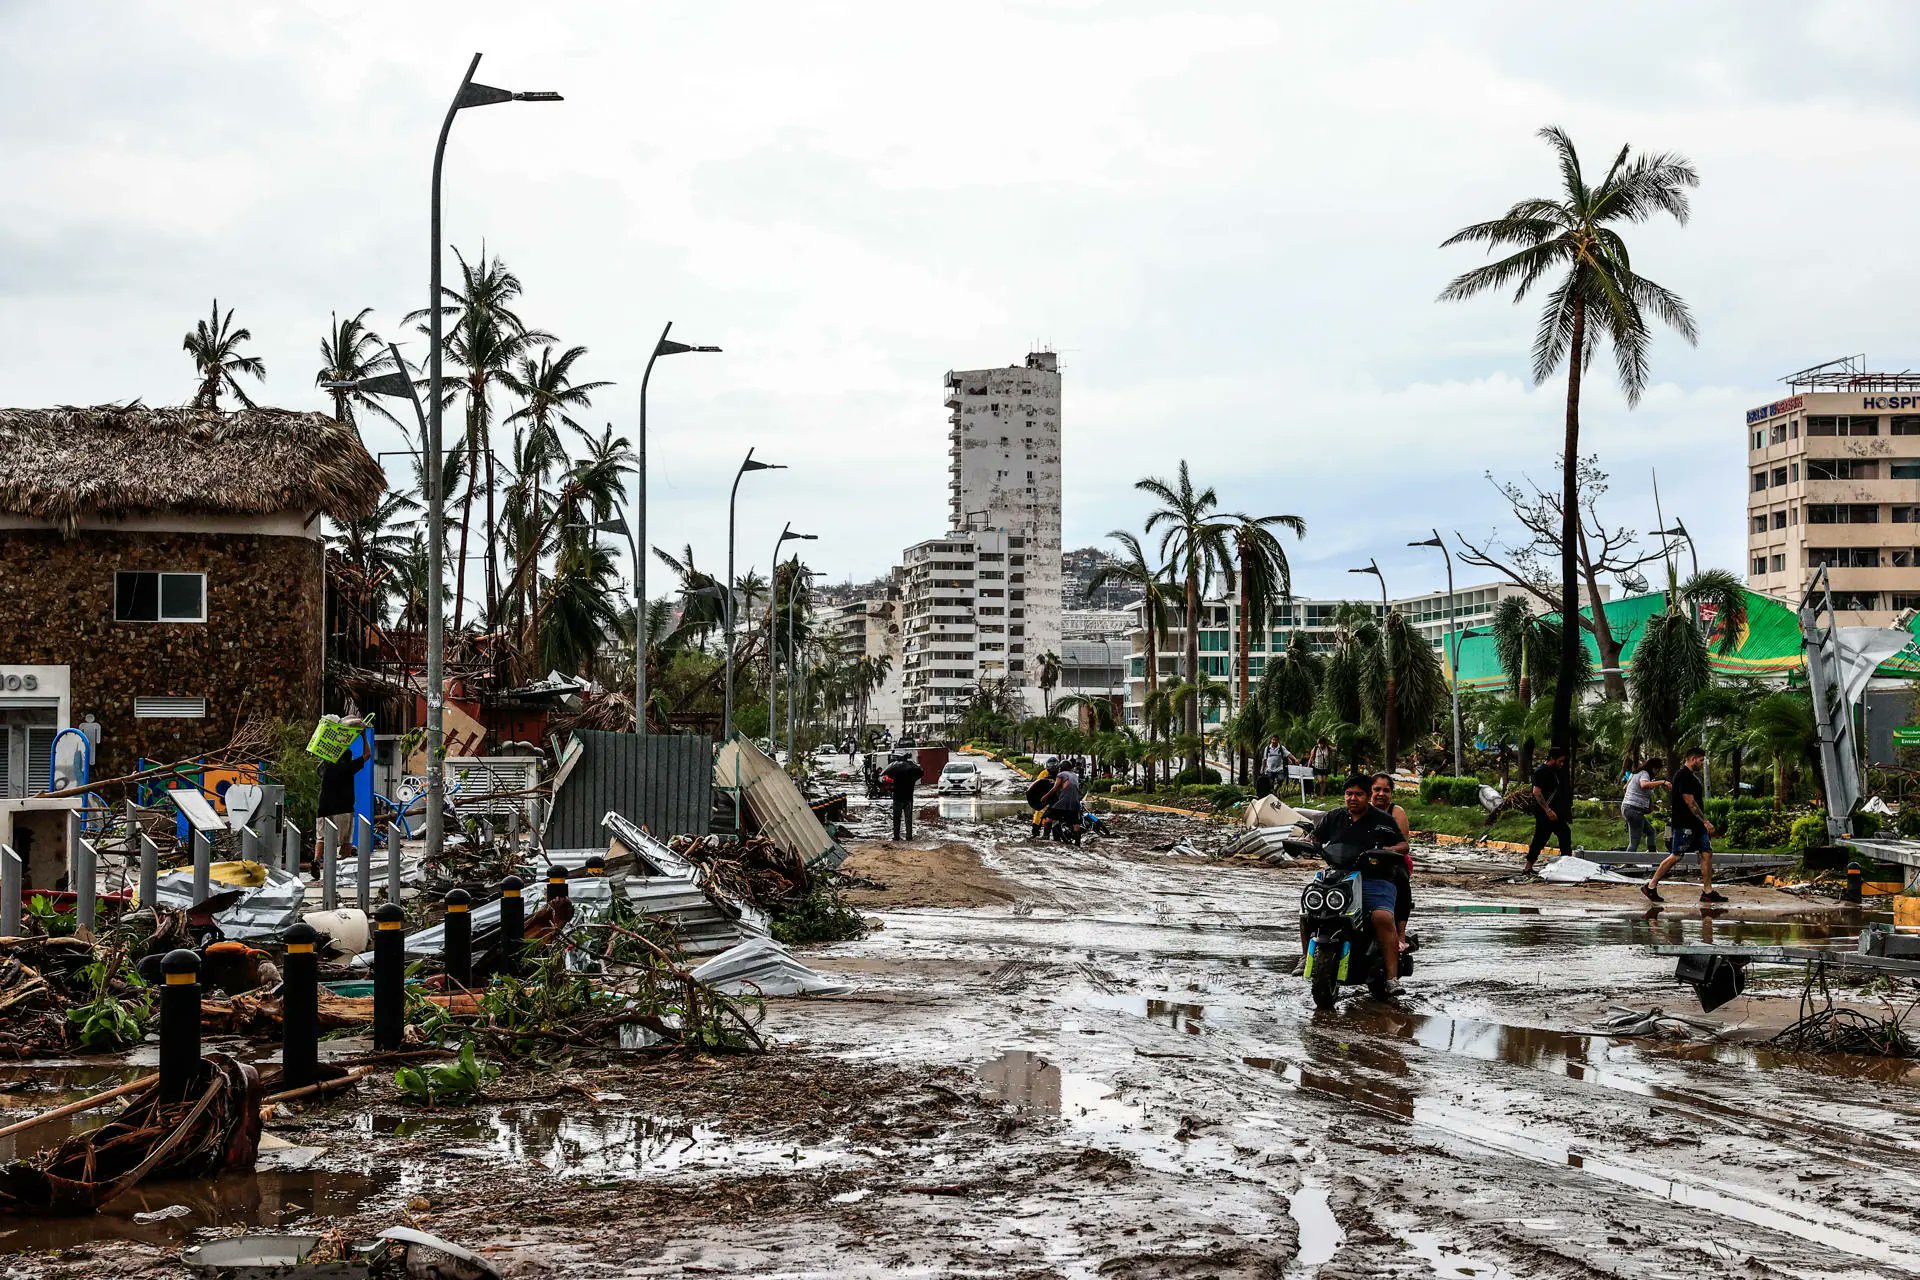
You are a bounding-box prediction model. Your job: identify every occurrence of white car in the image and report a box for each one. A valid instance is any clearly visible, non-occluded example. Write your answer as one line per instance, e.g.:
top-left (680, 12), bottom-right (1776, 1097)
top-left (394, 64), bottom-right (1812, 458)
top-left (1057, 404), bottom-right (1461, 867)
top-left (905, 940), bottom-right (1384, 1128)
top-left (939, 760), bottom-right (982, 794)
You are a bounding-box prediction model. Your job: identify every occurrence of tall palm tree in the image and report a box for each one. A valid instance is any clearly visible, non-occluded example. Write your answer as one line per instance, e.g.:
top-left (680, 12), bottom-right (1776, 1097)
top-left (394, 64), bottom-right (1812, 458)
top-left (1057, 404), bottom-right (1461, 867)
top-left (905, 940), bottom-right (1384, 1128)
top-left (1050, 692), bottom-right (1116, 734)
top-left (1440, 126), bottom-right (1698, 757)
top-left (1228, 512), bottom-right (1307, 720)
top-left (654, 544), bottom-right (726, 651)
top-left (501, 345), bottom-right (614, 625)
top-left (408, 247), bottom-right (553, 629)
top-left (1086, 529), bottom-right (1171, 751)
top-left (540, 537), bottom-right (623, 676)
top-left (1137, 461), bottom-right (1236, 771)
top-left (184, 300), bottom-right (266, 409)
top-left (1369, 609), bottom-right (1448, 771)
top-left (1257, 630), bottom-right (1321, 728)
top-left (315, 309), bottom-right (400, 426)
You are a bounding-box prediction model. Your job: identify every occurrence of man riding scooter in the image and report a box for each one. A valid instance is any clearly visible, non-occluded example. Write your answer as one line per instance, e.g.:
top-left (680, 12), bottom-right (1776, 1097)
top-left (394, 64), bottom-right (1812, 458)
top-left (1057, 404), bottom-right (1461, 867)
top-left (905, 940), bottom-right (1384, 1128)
top-left (1293, 776), bottom-right (1410, 999)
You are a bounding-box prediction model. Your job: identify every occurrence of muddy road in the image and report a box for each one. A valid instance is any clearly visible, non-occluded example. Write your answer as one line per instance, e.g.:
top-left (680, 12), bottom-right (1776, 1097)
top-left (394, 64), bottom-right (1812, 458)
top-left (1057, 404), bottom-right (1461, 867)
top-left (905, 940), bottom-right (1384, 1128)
top-left (6, 778), bottom-right (1919, 1278)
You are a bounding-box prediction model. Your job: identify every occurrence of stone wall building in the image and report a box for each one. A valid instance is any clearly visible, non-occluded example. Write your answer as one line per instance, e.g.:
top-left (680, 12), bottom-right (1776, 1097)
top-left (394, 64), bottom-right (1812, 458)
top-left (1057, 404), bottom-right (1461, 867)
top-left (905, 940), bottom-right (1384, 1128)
top-left (0, 404), bottom-right (385, 793)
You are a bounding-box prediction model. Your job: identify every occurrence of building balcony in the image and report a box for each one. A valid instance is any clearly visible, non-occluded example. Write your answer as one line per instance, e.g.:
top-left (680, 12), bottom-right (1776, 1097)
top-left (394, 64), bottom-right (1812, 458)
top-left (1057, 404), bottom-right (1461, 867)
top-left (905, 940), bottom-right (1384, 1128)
top-left (1797, 522), bottom-right (1897, 546)
top-left (1804, 478), bottom-right (1920, 504)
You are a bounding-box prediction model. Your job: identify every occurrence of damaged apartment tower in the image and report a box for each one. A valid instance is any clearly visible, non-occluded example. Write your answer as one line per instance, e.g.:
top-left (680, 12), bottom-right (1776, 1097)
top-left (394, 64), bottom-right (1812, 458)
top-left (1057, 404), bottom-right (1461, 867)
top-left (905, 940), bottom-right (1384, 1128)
top-left (900, 351), bottom-right (1063, 735)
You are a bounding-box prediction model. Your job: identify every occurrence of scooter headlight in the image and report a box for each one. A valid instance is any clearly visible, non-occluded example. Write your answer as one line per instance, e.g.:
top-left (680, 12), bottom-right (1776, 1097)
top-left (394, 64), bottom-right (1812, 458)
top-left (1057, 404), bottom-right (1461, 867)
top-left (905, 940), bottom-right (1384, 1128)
top-left (1324, 887), bottom-right (1349, 912)
top-left (1303, 888), bottom-right (1326, 911)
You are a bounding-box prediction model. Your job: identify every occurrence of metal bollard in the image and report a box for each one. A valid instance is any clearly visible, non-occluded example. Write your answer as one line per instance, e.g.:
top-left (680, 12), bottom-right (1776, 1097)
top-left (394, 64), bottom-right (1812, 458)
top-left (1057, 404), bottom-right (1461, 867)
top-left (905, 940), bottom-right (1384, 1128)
top-left (372, 902), bottom-right (405, 1051)
top-left (498, 876), bottom-right (525, 976)
top-left (444, 889), bottom-right (472, 988)
top-left (1845, 863), bottom-right (1863, 904)
top-left (506, 809), bottom-right (520, 857)
top-left (66, 809), bottom-right (81, 894)
top-left (158, 949), bottom-right (203, 1105)
top-left (139, 831), bottom-right (159, 913)
top-left (283, 825), bottom-right (302, 876)
top-left (481, 819), bottom-right (493, 852)
top-left (385, 819), bottom-right (401, 906)
top-left (74, 839), bottom-right (97, 935)
top-left (0, 845), bottom-right (21, 937)
top-left (191, 829), bottom-right (211, 904)
top-left (355, 815), bottom-right (373, 914)
top-left (240, 823), bottom-right (260, 863)
top-left (546, 865), bottom-right (570, 903)
top-left (281, 922), bottom-right (320, 1090)
top-left (321, 819), bottom-right (339, 912)
top-left (585, 852), bottom-right (606, 877)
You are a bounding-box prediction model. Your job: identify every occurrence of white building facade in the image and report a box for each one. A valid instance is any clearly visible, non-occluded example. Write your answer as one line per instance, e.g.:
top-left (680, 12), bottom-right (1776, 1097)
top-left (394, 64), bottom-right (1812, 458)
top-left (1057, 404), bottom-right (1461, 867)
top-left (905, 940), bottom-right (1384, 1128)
top-left (899, 351), bottom-right (1063, 735)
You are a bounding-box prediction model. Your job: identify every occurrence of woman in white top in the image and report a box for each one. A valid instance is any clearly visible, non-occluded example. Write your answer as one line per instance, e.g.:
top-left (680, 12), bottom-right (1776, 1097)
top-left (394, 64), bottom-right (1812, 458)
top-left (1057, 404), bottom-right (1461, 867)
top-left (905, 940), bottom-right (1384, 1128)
top-left (1621, 758), bottom-right (1669, 853)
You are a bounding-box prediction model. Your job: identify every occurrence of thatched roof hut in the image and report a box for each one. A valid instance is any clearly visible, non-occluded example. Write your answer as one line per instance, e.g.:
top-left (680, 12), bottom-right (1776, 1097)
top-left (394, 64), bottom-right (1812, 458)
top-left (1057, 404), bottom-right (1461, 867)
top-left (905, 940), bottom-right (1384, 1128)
top-left (0, 404), bottom-right (386, 533)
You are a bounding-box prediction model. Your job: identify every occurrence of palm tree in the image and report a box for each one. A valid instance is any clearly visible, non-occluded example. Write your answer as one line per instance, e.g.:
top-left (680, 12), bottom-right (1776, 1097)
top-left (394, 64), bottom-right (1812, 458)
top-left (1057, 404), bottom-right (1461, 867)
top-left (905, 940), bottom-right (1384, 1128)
top-left (1137, 462), bottom-right (1236, 772)
top-left (408, 247), bottom-right (553, 629)
top-left (1050, 692), bottom-right (1116, 734)
top-left (654, 544), bottom-right (726, 650)
top-left (325, 490), bottom-right (420, 623)
top-left (1747, 692), bottom-right (1819, 807)
top-left (1257, 631), bottom-right (1321, 728)
top-left (853, 653), bottom-right (894, 743)
top-left (540, 537), bottom-right (622, 676)
top-left (1227, 512), bottom-right (1307, 720)
top-left (1036, 650), bottom-right (1061, 709)
top-left (184, 300), bottom-right (266, 409)
top-left (1631, 570), bottom-right (1748, 763)
top-left (1683, 679), bottom-right (1761, 799)
top-left (1369, 609), bottom-right (1448, 771)
top-left (1087, 529), bottom-right (1171, 754)
top-left (1440, 126), bottom-right (1699, 757)
top-left (315, 309), bottom-right (400, 426)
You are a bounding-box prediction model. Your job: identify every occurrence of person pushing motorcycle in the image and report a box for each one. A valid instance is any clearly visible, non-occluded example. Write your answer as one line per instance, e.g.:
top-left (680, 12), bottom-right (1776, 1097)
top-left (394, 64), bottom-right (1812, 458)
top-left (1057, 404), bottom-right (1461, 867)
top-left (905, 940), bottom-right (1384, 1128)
top-left (1305, 776), bottom-right (1411, 996)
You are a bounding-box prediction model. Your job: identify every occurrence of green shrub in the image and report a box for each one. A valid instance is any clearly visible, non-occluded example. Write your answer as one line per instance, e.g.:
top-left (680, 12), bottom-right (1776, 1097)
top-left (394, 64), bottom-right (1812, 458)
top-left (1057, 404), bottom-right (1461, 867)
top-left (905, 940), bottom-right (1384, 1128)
top-left (1729, 796), bottom-right (1774, 814)
top-left (1570, 798), bottom-right (1607, 820)
top-left (1174, 766), bottom-right (1223, 786)
top-left (1419, 775), bottom-right (1481, 806)
top-left (1787, 813), bottom-right (1827, 854)
top-left (1897, 807), bottom-right (1920, 840)
top-left (1111, 783), bottom-right (1137, 797)
top-left (1725, 808), bottom-right (1792, 850)
top-left (1704, 797), bottom-right (1734, 827)
top-left (1853, 809), bottom-right (1883, 838)
top-left (1085, 777), bottom-right (1114, 794)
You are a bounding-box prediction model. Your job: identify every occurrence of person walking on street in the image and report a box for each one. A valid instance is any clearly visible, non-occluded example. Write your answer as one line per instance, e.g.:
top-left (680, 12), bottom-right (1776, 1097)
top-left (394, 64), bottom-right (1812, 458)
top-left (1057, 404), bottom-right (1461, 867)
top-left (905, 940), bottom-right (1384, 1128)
top-left (1622, 757), bottom-right (1668, 854)
top-left (1308, 737), bottom-right (1333, 796)
top-left (1525, 744), bottom-right (1572, 875)
top-left (1257, 736), bottom-right (1290, 799)
top-left (1025, 764), bottom-right (1056, 839)
top-left (881, 750), bottom-right (924, 842)
top-left (1645, 745), bottom-right (1722, 904)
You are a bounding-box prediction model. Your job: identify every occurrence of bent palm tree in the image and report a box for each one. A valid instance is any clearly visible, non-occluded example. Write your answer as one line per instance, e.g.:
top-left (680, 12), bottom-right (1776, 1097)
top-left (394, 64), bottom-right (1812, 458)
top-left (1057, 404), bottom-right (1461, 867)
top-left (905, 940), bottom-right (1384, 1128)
top-left (1441, 126), bottom-right (1698, 757)
top-left (185, 300), bottom-right (267, 409)
top-left (1137, 462), bottom-right (1236, 772)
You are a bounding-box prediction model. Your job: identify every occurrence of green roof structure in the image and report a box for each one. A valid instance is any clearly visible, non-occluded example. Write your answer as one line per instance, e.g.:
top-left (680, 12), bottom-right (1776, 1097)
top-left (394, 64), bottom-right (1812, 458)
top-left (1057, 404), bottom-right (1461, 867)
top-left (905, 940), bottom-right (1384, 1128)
top-left (1449, 587), bottom-right (1920, 692)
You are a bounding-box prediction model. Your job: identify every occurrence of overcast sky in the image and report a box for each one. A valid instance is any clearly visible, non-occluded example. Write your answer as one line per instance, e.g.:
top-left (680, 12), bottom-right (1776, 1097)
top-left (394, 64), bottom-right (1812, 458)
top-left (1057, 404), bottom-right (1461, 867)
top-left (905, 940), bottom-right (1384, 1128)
top-left (6, 1), bottom-right (1918, 605)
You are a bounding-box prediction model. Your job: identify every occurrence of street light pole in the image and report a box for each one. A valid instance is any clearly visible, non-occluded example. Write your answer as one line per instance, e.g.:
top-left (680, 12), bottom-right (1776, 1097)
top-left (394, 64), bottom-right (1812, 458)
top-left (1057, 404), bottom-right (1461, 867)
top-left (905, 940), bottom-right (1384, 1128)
top-left (724, 449), bottom-right (785, 743)
top-left (635, 323), bottom-right (721, 734)
top-left (1348, 557), bottom-right (1395, 769)
top-left (423, 54), bottom-right (560, 863)
top-left (1411, 531), bottom-right (1462, 777)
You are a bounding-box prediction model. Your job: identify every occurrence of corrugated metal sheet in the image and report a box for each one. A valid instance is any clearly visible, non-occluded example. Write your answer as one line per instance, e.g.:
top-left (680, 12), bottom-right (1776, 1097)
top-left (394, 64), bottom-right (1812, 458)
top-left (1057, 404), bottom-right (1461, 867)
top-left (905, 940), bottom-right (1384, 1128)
top-left (714, 738), bottom-right (838, 866)
top-left (549, 732), bottom-right (712, 848)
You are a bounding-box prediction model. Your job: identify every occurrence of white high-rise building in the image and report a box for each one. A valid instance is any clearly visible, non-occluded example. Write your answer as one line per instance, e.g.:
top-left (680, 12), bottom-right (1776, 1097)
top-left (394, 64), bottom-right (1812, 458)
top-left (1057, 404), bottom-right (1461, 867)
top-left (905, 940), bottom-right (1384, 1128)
top-left (900, 351), bottom-right (1063, 734)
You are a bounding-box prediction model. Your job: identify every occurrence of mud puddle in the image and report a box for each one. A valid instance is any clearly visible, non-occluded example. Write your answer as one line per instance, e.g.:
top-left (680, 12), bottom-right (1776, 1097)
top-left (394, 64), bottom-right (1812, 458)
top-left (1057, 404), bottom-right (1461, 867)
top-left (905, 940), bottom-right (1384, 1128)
top-left (1236, 1043), bottom-right (1920, 1274)
top-left (1284, 1179), bottom-right (1343, 1275)
top-left (976, 1049), bottom-right (1144, 1133)
top-left (0, 1167), bottom-right (404, 1254)
top-left (357, 1104), bottom-right (850, 1178)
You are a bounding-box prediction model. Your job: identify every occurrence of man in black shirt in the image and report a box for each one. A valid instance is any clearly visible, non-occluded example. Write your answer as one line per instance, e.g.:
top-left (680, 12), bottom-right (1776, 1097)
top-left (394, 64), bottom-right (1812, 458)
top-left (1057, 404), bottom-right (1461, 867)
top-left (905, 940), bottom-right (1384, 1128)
top-left (880, 751), bottom-right (924, 841)
top-left (1525, 745), bottom-right (1572, 874)
top-left (1298, 776), bottom-right (1412, 992)
top-left (1644, 745), bottom-right (1723, 904)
